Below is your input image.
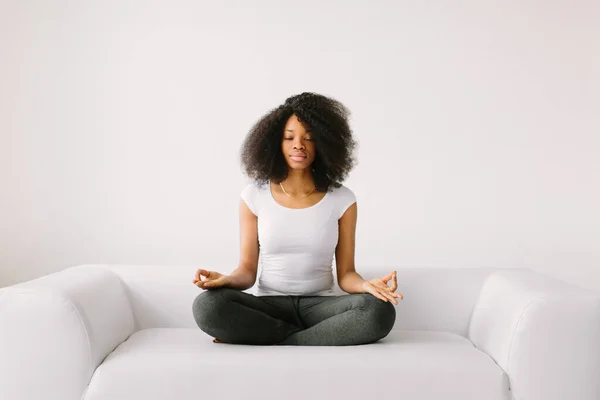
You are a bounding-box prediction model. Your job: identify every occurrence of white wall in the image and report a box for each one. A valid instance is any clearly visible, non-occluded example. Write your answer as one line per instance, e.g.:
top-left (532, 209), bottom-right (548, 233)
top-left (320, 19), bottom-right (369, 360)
top-left (1, 0), bottom-right (599, 292)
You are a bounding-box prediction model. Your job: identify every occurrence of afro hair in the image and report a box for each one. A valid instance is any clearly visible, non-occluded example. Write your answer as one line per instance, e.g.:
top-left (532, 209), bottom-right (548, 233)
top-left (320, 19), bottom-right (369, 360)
top-left (240, 92), bottom-right (358, 192)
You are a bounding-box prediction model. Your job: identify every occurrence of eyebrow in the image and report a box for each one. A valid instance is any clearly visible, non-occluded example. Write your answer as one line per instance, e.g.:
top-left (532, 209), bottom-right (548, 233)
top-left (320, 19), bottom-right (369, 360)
top-left (285, 129), bottom-right (311, 133)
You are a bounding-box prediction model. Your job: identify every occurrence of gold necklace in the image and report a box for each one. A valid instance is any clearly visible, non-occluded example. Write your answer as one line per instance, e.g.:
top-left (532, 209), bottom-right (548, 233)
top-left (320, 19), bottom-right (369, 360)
top-left (279, 181), bottom-right (316, 198)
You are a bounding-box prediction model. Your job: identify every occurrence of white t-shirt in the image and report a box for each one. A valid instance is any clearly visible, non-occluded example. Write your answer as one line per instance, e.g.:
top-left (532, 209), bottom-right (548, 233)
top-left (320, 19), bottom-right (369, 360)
top-left (240, 180), bottom-right (357, 296)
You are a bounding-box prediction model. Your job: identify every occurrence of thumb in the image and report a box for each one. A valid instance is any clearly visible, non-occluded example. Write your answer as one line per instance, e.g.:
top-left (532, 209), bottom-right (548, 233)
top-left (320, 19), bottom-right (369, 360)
top-left (381, 271), bottom-right (395, 283)
top-left (204, 276), bottom-right (226, 288)
top-left (199, 269), bottom-right (210, 278)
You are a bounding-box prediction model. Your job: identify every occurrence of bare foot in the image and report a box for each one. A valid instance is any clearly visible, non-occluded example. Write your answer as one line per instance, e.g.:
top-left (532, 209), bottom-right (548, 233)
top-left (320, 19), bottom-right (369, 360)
top-left (213, 338), bottom-right (225, 343)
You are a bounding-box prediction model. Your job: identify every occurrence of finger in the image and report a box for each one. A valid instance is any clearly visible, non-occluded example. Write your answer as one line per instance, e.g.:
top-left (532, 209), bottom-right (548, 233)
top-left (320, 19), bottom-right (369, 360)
top-left (372, 282), bottom-right (393, 292)
top-left (203, 276), bottom-right (225, 289)
top-left (365, 284), bottom-right (389, 302)
top-left (389, 271), bottom-right (398, 292)
top-left (199, 269), bottom-right (210, 278)
top-left (373, 283), bottom-right (392, 292)
top-left (381, 271), bottom-right (395, 283)
top-left (390, 292), bottom-right (403, 302)
top-left (380, 289), bottom-right (398, 304)
top-left (378, 284), bottom-right (397, 299)
top-left (195, 280), bottom-right (206, 289)
top-left (385, 287), bottom-right (403, 299)
top-left (195, 269), bottom-right (201, 281)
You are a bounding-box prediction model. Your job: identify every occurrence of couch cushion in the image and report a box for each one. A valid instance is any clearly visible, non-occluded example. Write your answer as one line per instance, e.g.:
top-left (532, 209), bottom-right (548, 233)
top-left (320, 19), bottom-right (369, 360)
top-left (83, 328), bottom-right (510, 400)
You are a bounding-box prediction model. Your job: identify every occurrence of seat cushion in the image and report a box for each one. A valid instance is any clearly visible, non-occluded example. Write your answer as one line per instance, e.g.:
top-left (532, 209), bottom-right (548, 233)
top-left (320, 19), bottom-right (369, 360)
top-left (83, 328), bottom-right (510, 400)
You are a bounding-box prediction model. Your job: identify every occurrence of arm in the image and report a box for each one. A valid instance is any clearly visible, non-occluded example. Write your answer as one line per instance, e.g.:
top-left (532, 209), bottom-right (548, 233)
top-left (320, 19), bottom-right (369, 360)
top-left (468, 269), bottom-right (600, 400)
top-left (335, 203), bottom-right (366, 294)
top-left (335, 203), bottom-right (403, 303)
top-left (0, 265), bottom-right (134, 400)
top-left (226, 199), bottom-right (260, 290)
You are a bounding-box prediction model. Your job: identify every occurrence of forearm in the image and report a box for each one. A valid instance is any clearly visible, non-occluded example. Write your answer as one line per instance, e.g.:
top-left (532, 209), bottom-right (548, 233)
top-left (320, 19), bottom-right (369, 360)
top-left (338, 271), bottom-right (367, 294)
top-left (226, 266), bottom-right (256, 290)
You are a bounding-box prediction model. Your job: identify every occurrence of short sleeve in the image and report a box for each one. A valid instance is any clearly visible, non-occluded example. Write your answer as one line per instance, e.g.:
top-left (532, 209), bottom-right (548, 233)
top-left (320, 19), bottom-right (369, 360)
top-left (240, 184), bottom-right (258, 216)
top-left (337, 186), bottom-right (357, 219)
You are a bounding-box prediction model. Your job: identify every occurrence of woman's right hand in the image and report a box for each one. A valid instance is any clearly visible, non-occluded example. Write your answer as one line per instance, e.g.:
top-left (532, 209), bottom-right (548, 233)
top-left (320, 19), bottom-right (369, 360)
top-left (192, 269), bottom-right (232, 290)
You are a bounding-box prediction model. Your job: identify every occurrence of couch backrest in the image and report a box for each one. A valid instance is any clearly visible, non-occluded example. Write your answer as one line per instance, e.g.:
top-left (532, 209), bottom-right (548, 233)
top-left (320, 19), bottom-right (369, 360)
top-left (93, 264), bottom-right (502, 337)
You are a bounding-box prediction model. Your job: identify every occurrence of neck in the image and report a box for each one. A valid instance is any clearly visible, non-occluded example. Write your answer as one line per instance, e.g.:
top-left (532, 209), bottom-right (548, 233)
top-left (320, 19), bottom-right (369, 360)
top-left (281, 168), bottom-right (315, 192)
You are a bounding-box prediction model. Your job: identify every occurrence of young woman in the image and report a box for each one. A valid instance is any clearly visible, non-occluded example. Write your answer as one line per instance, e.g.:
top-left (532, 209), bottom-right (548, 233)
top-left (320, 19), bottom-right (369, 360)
top-left (192, 92), bottom-right (403, 346)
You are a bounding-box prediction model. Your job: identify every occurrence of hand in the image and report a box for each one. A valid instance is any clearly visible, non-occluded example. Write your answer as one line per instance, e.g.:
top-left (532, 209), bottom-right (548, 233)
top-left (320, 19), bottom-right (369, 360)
top-left (192, 269), bottom-right (231, 290)
top-left (362, 270), bottom-right (404, 305)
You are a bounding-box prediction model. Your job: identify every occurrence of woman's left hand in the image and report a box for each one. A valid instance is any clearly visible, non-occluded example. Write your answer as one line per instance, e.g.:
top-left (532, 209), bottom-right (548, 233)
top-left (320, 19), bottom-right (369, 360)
top-left (362, 271), bottom-right (404, 304)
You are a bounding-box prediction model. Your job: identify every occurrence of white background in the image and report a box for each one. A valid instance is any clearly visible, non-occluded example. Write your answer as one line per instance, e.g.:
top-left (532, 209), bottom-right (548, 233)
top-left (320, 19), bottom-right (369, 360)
top-left (1, 0), bottom-right (598, 292)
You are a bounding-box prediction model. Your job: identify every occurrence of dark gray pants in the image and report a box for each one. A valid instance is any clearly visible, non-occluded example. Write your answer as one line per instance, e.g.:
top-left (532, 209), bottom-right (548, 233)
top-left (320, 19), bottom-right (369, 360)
top-left (192, 287), bottom-right (396, 346)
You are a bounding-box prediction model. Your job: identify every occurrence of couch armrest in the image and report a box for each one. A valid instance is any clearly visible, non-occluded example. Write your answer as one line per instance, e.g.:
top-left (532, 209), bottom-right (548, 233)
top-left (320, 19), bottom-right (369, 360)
top-left (0, 265), bottom-right (134, 400)
top-left (468, 268), bottom-right (600, 400)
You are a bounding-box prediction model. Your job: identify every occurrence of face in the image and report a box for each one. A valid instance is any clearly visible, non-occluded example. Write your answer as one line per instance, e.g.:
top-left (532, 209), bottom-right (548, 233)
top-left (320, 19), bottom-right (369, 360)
top-left (281, 114), bottom-right (316, 170)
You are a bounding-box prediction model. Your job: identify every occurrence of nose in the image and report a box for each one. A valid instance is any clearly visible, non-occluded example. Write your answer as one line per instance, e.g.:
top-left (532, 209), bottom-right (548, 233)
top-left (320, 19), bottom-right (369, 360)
top-left (293, 140), bottom-right (305, 150)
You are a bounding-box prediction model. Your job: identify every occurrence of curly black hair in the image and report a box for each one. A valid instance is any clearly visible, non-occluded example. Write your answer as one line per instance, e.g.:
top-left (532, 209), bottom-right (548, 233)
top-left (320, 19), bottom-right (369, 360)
top-left (240, 92), bottom-right (358, 192)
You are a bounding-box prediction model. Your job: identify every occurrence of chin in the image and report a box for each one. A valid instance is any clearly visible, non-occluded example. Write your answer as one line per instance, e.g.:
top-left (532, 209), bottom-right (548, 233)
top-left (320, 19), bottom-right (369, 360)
top-left (288, 164), bottom-right (310, 171)
top-left (287, 159), bottom-right (314, 170)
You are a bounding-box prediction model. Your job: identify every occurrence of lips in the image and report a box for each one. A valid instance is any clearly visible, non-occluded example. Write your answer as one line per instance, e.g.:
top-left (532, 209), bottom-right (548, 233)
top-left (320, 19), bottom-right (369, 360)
top-left (290, 154), bottom-right (307, 161)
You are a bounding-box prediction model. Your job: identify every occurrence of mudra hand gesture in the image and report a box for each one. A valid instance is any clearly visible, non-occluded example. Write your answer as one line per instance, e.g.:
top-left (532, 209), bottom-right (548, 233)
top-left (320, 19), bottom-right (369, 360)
top-left (362, 270), bottom-right (403, 305)
top-left (192, 269), bottom-right (231, 290)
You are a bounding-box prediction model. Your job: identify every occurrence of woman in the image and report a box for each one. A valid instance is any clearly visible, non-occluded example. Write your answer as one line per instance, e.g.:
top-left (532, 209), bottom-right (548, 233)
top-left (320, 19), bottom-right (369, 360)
top-left (192, 92), bottom-right (403, 346)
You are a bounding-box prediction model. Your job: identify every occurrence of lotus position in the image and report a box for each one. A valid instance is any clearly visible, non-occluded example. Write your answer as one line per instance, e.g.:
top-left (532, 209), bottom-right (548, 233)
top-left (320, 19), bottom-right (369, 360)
top-left (192, 92), bottom-right (403, 346)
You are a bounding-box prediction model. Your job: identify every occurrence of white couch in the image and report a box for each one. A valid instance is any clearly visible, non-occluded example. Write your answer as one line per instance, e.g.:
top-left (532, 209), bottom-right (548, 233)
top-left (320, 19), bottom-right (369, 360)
top-left (1, 264), bottom-right (599, 400)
